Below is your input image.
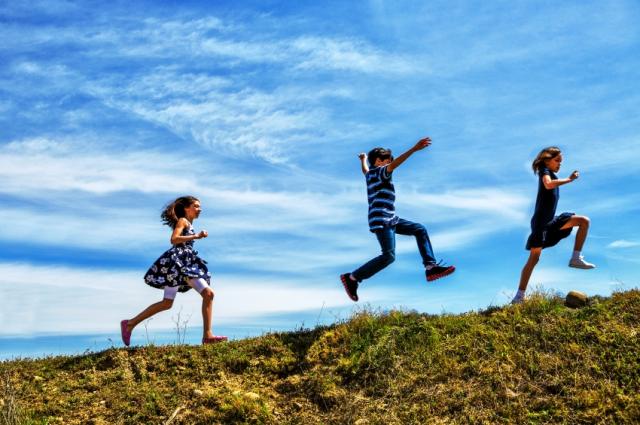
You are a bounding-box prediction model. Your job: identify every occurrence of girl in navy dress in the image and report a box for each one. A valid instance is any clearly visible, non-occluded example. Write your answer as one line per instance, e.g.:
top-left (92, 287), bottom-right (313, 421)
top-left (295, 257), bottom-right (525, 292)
top-left (120, 196), bottom-right (227, 345)
top-left (512, 147), bottom-right (595, 304)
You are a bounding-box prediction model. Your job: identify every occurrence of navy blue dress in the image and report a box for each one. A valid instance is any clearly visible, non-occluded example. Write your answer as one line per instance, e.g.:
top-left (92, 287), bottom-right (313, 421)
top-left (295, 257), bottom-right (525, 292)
top-left (526, 167), bottom-right (574, 250)
top-left (144, 224), bottom-right (211, 293)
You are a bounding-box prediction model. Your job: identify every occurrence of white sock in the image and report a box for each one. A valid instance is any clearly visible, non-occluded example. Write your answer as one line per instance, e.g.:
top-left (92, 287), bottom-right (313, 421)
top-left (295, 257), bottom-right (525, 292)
top-left (513, 289), bottom-right (525, 300)
top-left (349, 274), bottom-right (357, 282)
top-left (572, 250), bottom-right (581, 260)
top-left (426, 264), bottom-right (435, 271)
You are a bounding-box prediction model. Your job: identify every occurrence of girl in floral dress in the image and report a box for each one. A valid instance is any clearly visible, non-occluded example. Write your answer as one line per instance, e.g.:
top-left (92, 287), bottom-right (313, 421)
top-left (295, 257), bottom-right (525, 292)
top-left (120, 196), bottom-right (227, 345)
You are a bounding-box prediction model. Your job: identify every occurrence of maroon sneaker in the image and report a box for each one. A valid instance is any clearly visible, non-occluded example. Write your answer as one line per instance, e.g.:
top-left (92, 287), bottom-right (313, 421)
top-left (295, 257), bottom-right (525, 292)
top-left (340, 273), bottom-right (359, 302)
top-left (426, 262), bottom-right (455, 282)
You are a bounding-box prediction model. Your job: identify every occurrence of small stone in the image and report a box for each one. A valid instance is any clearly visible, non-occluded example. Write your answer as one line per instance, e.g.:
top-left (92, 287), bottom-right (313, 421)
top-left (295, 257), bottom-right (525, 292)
top-left (192, 389), bottom-right (204, 397)
top-left (33, 376), bottom-right (44, 382)
top-left (565, 291), bottom-right (588, 308)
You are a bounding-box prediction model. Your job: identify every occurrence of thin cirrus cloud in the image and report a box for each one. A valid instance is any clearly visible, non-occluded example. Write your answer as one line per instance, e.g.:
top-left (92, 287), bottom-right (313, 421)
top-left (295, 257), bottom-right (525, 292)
top-left (7, 63), bottom-right (366, 165)
top-left (0, 262), bottom-right (375, 336)
top-left (2, 11), bottom-right (411, 163)
top-left (3, 12), bottom-right (412, 74)
top-left (0, 138), bottom-right (200, 195)
top-left (607, 240), bottom-right (640, 249)
top-left (0, 136), bottom-right (525, 257)
top-left (400, 188), bottom-right (529, 223)
top-left (0, 134), bottom-right (534, 296)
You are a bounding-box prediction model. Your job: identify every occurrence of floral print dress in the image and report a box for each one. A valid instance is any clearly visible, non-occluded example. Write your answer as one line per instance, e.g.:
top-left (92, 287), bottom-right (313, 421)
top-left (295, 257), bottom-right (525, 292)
top-left (144, 224), bottom-right (211, 293)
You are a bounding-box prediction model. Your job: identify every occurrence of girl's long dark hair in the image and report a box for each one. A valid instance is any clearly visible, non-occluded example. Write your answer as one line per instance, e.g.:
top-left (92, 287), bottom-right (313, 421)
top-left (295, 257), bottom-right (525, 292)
top-left (532, 146), bottom-right (561, 174)
top-left (161, 196), bottom-right (199, 228)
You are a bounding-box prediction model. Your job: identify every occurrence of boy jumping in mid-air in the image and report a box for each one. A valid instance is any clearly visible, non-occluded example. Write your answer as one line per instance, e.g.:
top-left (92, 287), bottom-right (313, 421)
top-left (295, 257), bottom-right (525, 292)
top-left (341, 136), bottom-right (455, 301)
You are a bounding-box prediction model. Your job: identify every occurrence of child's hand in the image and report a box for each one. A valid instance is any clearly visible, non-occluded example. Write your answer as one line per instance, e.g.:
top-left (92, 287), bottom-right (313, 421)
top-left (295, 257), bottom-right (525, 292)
top-left (358, 153), bottom-right (367, 160)
top-left (569, 170), bottom-right (579, 181)
top-left (197, 230), bottom-right (208, 239)
top-left (413, 137), bottom-right (432, 151)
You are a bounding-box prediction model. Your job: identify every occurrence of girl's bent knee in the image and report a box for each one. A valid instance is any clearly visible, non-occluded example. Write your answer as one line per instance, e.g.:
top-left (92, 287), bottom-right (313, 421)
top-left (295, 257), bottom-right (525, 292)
top-left (202, 288), bottom-right (214, 301)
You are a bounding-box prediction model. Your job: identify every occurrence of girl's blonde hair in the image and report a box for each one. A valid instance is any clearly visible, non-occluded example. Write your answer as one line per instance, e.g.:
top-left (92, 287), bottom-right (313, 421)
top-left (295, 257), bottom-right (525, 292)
top-left (161, 196), bottom-right (199, 228)
top-left (532, 146), bottom-right (561, 174)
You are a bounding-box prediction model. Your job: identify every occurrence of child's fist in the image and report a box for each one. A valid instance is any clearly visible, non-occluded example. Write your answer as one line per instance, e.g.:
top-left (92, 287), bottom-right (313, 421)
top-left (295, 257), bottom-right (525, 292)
top-left (198, 230), bottom-right (208, 239)
top-left (569, 170), bottom-right (579, 180)
top-left (358, 153), bottom-right (367, 160)
top-left (414, 137), bottom-right (432, 151)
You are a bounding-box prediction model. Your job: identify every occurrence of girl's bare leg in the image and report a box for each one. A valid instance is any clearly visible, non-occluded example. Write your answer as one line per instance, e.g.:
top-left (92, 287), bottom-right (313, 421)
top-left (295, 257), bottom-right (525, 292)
top-left (518, 248), bottom-right (542, 292)
top-left (127, 298), bottom-right (174, 332)
top-left (201, 288), bottom-right (215, 339)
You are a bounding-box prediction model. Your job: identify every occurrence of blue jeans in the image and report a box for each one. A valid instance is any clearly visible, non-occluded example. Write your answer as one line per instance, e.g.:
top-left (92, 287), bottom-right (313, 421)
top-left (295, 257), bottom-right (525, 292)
top-left (351, 218), bottom-right (436, 282)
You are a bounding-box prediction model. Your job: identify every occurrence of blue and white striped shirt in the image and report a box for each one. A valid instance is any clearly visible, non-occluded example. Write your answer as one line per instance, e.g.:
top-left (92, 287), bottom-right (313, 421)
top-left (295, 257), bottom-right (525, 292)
top-left (365, 165), bottom-right (398, 232)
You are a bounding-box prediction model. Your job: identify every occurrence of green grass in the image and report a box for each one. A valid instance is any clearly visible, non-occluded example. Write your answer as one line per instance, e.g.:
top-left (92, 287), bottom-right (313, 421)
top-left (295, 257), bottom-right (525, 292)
top-left (2, 289), bottom-right (639, 424)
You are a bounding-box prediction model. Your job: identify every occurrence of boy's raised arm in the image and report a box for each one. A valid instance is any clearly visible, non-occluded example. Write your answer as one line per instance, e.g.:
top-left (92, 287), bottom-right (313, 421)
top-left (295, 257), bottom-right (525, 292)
top-left (359, 153), bottom-right (369, 175)
top-left (387, 137), bottom-right (431, 173)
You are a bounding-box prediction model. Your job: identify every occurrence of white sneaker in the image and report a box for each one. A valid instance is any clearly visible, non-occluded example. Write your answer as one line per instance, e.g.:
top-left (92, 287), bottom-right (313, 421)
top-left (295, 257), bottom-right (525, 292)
top-left (511, 296), bottom-right (524, 305)
top-left (569, 256), bottom-right (596, 269)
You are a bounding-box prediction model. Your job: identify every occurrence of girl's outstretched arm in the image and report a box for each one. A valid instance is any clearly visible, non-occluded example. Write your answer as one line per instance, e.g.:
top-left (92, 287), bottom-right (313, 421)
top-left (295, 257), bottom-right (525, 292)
top-left (543, 170), bottom-right (579, 190)
top-left (170, 218), bottom-right (208, 245)
top-left (359, 153), bottom-right (369, 175)
top-left (387, 137), bottom-right (431, 174)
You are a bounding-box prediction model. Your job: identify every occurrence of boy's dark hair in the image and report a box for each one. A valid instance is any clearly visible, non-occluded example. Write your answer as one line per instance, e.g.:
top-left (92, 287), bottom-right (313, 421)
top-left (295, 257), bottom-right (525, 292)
top-left (367, 147), bottom-right (393, 167)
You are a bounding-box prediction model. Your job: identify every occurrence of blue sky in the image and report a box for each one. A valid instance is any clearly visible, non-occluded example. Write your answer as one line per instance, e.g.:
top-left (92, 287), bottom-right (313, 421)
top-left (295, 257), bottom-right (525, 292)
top-left (1, 0), bottom-right (639, 340)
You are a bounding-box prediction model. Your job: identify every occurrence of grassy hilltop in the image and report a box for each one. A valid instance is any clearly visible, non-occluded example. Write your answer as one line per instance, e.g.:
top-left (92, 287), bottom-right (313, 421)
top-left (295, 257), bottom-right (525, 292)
top-left (2, 290), bottom-right (639, 424)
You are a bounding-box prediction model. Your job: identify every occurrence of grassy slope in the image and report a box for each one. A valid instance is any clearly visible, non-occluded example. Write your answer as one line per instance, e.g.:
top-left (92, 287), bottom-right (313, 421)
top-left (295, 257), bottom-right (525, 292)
top-left (1, 290), bottom-right (639, 424)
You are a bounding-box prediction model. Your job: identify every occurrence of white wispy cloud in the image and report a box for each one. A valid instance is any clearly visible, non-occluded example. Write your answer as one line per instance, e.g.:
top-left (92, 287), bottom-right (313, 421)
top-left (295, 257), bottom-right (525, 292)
top-left (0, 262), bottom-right (390, 336)
top-left (401, 188), bottom-right (529, 222)
top-left (1, 8), bottom-right (418, 163)
top-left (0, 136), bottom-right (363, 256)
top-left (77, 66), bottom-right (358, 163)
top-left (607, 240), bottom-right (640, 249)
top-left (291, 36), bottom-right (414, 73)
top-left (0, 137), bottom-right (200, 195)
top-left (0, 136), bottom-right (535, 265)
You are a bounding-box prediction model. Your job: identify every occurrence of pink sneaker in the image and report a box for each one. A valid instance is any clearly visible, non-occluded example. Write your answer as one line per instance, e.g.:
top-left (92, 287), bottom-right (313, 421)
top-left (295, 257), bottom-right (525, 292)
top-left (120, 320), bottom-right (132, 347)
top-left (202, 336), bottom-right (228, 344)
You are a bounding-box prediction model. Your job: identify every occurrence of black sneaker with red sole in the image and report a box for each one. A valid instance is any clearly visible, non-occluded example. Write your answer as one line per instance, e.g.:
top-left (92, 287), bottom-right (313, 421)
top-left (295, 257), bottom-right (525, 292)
top-left (340, 273), bottom-right (359, 301)
top-left (426, 263), bottom-right (455, 282)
